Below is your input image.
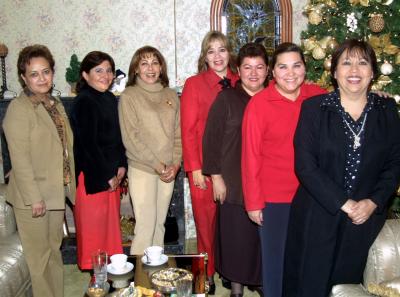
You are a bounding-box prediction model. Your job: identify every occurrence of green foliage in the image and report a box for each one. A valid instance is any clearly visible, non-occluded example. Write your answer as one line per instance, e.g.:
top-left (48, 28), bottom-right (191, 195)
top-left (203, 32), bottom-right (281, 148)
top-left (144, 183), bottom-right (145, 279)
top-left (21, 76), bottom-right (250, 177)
top-left (65, 54), bottom-right (81, 83)
top-left (302, 0), bottom-right (400, 95)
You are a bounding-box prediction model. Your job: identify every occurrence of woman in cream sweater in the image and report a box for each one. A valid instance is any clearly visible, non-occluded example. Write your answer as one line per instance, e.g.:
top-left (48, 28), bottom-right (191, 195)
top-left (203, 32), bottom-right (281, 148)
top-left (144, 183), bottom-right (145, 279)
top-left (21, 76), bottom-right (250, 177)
top-left (119, 46), bottom-right (181, 255)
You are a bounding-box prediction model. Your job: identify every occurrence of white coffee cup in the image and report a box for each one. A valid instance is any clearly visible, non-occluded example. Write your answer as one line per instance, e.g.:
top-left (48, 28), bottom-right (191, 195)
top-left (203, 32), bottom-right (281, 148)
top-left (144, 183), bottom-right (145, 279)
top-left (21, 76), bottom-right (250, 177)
top-left (144, 246), bottom-right (163, 263)
top-left (110, 253), bottom-right (128, 270)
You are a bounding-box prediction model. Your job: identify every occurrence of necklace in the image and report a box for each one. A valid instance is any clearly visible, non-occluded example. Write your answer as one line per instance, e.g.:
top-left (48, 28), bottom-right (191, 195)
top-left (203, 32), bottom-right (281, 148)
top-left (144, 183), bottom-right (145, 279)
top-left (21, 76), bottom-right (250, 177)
top-left (342, 113), bottom-right (368, 149)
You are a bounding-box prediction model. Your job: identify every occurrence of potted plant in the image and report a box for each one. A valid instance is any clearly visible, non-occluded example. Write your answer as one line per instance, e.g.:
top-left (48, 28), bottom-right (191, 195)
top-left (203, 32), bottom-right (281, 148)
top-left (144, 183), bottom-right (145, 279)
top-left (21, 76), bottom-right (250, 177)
top-left (65, 54), bottom-right (80, 94)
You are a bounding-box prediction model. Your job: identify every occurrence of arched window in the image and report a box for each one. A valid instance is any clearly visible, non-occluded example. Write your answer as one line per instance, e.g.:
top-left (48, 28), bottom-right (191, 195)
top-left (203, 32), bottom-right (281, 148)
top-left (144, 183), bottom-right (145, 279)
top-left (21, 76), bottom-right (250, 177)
top-left (210, 0), bottom-right (292, 55)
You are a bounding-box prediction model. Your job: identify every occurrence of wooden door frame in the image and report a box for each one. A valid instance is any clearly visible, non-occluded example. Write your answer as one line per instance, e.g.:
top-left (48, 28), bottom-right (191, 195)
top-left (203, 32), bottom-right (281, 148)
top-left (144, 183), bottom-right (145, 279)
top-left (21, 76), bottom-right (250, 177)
top-left (210, 0), bottom-right (293, 43)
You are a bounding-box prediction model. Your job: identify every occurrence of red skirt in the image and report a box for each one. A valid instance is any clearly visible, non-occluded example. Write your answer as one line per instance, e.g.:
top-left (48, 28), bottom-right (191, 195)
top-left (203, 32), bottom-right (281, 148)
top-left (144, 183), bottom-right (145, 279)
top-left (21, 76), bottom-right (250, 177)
top-left (74, 173), bottom-right (123, 269)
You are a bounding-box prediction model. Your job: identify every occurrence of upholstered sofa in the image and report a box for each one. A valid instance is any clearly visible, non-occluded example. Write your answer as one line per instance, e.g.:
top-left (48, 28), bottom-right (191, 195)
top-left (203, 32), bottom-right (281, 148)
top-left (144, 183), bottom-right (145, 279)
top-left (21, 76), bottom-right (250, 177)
top-left (0, 184), bottom-right (32, 297)
top-left (330, 219), bottom-right (400, 297)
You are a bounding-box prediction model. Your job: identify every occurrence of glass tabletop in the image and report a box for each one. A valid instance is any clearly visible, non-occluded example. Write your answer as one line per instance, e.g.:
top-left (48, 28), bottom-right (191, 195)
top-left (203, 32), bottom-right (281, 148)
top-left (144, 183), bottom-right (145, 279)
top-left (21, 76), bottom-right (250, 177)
top-left (103, 254), bottom-right (208, 296)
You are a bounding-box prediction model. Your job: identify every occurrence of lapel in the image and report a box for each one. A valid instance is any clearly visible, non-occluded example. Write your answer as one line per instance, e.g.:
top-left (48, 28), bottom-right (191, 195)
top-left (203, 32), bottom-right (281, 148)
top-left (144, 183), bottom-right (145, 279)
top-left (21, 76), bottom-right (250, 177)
top-left (323, 103), bottom-right (347, 155)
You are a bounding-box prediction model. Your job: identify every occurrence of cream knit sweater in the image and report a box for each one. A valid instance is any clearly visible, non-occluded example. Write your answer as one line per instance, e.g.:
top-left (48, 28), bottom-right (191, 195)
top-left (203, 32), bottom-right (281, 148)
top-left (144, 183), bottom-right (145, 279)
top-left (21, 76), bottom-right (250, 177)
top-left (118, 78), bottom-right (182, 174)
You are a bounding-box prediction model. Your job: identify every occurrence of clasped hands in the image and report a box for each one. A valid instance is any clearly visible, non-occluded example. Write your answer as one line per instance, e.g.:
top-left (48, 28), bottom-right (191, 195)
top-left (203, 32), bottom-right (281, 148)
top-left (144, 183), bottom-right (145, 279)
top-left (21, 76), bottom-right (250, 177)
top-left (158, 163), bottom-right (180, 183)
top-left (341, 198), bottom-right (377, 225)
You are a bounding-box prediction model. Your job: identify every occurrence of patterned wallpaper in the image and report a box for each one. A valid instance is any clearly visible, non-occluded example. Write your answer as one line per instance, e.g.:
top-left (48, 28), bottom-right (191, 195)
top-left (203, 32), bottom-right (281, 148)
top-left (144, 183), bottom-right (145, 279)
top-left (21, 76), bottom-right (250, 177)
top-left (0, 0), bottom-right (308, 96)
top-left (0, 0), bottom-right (309, 239)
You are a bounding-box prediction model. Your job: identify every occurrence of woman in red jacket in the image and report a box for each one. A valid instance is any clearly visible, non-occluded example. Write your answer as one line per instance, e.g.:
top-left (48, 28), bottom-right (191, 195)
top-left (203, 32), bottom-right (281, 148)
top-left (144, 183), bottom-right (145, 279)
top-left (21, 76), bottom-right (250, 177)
top-left (180, 31), bottom-right (238, 294)
top-left (241, 43), bottom-right (326, 297)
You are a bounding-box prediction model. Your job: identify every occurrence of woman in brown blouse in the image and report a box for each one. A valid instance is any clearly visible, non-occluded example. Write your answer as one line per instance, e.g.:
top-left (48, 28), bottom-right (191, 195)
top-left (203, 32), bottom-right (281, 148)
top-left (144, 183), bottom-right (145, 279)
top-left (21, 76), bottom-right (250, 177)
top-left (202, 43), bottom-right (269, 297)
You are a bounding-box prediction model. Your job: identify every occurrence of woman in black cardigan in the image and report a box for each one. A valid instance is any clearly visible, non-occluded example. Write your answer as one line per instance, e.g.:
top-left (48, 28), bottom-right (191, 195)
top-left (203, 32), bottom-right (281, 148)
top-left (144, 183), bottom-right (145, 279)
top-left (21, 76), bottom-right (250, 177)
top-left (283, 39), bottom-right (400, 297)
top-left (71, 51), bottom-right (127, 270)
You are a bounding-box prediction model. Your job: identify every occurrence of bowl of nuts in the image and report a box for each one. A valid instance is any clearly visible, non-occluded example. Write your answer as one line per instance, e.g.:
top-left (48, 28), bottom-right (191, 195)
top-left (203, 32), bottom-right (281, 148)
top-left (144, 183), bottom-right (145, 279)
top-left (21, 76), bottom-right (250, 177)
top-left (150, 268), bottom-right (193, 293)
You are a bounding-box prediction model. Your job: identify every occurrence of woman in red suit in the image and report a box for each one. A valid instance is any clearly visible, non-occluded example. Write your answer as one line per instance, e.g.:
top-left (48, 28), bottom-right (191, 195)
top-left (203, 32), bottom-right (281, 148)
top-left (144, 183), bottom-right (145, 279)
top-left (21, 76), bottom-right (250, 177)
top-left (180, 31), bottom-right (238, 294)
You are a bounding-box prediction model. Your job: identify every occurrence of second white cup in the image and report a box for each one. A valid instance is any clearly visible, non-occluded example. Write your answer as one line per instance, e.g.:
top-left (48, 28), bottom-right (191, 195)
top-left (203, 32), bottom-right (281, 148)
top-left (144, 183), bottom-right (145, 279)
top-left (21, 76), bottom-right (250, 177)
top-left (144, 246), bottom-right (163, 263)
top-left (110, 253), bottom-right (128, 270)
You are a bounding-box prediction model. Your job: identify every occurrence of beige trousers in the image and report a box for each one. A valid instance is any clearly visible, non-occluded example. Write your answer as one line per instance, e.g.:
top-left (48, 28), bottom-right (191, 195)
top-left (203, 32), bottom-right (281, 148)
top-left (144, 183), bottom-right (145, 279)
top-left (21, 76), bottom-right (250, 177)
top-left (13, 208), bottom-right (64, 297)
top-left (128, 166), bottom-right (175, 254)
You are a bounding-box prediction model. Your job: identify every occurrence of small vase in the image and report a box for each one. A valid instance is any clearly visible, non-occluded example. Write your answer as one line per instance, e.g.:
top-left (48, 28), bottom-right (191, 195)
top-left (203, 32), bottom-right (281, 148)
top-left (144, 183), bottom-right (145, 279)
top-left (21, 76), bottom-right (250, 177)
top-left (68, 82), bottom-right (77, 96)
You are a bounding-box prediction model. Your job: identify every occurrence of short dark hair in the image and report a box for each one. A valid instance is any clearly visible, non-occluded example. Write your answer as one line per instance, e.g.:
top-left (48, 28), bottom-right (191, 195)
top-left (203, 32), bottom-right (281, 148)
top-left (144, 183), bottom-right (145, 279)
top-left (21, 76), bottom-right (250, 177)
top-left (17, 44), bottom-right (55, 87)
top-left (330, 39), bottom-right (378, 88)
top-left (237, 42), bottom-right (269, 67)
top-left (271, 42), bottom-right (305, 69)
top-left (237, 43), bottom-right (269, 86)
top-left (76, 51), bottom-right (115, 93)
top-left (126, 46), bottom-right (169, 87)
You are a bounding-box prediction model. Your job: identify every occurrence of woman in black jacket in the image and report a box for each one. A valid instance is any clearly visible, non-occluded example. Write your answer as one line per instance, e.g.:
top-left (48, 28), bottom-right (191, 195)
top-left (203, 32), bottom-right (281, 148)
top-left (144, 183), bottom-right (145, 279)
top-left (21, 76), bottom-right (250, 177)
top-left (283, 39), bottom-right (400, 297)
top-left (71, 51), bottom-right (127, 270)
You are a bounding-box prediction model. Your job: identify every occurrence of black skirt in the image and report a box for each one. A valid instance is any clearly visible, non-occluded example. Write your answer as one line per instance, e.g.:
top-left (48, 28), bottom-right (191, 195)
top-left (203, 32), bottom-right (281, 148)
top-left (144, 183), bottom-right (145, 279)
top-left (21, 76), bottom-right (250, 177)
top-left (215, 202), bottom-right (262, 285)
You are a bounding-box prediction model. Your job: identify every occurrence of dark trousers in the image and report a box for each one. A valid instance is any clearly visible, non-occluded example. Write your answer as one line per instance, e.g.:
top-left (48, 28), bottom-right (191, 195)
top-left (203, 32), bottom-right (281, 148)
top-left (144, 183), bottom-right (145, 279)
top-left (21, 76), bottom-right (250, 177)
top-left (259, 203), bottom-right (291, 297)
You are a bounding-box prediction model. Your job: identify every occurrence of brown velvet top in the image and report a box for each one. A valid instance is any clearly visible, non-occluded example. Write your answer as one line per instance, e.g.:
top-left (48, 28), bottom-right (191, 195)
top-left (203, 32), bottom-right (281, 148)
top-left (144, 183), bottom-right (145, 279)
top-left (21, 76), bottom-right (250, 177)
top-left (202, 82), bottom-right (251, 205)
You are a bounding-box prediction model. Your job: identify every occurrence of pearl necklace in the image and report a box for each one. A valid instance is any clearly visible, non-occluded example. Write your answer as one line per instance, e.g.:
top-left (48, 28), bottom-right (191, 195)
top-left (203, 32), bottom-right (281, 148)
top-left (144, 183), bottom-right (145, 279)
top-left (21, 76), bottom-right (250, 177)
top-left (342, 113), bottom-right (368, 150)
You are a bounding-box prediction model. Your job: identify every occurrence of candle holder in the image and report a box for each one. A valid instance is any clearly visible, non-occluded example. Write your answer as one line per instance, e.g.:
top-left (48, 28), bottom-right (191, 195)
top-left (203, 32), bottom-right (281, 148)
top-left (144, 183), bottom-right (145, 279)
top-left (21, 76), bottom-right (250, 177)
top-left (0, 43), bottom-right (9, 99)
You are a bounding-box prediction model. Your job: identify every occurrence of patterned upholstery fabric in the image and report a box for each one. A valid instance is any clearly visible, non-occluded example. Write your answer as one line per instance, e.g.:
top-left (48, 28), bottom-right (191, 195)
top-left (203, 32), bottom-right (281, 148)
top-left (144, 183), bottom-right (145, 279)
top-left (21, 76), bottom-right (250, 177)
top-left (330, 219), bottom-right (400, 297)
top-left (0, 185), bottom-right (32, 297)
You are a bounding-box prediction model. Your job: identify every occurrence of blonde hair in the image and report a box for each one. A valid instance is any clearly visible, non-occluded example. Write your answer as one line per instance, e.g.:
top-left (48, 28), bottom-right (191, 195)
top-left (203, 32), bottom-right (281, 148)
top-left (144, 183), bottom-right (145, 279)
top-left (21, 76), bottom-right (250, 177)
top-left (197, 31), bottom-right (236, 74)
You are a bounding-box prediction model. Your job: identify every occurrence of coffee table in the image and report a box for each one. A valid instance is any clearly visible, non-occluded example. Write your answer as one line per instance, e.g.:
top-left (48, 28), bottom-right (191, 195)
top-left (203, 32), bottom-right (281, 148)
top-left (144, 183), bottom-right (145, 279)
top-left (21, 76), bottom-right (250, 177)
top-left (86, 254), bottom-right (208, 296)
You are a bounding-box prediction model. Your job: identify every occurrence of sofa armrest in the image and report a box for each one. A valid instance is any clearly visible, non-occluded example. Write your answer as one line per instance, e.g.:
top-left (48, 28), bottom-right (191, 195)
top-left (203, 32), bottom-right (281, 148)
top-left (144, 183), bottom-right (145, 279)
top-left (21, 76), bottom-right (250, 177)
top-left (0, 194), bottom-right (17, 238)
top-left (330, 284), bottom-right (374, 297)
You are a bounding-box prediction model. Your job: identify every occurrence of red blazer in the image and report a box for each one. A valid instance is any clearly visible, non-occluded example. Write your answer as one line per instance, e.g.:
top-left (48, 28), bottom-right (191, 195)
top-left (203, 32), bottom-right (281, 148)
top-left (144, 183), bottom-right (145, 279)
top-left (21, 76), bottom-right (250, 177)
top-left (181, 68), bottom-right (239, 172)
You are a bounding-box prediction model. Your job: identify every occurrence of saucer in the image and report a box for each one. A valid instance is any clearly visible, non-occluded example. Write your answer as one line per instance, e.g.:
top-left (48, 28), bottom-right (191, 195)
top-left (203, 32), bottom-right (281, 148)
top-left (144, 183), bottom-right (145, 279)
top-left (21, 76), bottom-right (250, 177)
top-left (141, 254), bottom-right (168, 266)
top-left (107, 262), bottom-right (134, 275)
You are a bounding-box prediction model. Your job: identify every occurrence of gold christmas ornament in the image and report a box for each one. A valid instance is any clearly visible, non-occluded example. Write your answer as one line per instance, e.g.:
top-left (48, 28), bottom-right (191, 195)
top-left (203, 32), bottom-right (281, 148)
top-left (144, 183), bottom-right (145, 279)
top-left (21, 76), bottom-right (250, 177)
top-left (312, 46), bottom-right (326, 60)
top-left (380, 61), bottom-right (393, 75)
top-left (327, 38), bottom-right (339, 52)
top-left (302, 37), bottom-right (317, 52)
top-left (369, 14), bottom-right (385, 33)
top-left (376, 75), bottom-right (392, 88)
top-left (0, 43), bottom-right (8, 57)
top-left (325, 0), bottom-right (337, 8)
top-left (349, 0), bottom-right (370, 6)
top-left (395, 53), bottom-right (400, 65)
top-left (319, 36), bottom-right (332, 49)
top-left (309, 10), bottom-right (323, 25)
top-left (323, 57), bottom-right (332, 71)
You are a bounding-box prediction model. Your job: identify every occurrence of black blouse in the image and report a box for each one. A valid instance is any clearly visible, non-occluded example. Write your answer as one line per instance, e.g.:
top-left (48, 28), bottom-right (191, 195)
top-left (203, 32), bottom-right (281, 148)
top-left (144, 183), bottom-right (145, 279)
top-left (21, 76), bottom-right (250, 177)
top-left (70, 85), bottom-right (127, 194)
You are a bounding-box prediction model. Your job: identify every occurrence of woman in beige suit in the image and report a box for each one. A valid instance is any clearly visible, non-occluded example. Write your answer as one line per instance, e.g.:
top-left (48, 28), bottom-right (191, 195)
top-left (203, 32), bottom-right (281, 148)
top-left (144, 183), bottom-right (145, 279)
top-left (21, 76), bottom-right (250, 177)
top-left (3, 44), bottom-right (75, 297)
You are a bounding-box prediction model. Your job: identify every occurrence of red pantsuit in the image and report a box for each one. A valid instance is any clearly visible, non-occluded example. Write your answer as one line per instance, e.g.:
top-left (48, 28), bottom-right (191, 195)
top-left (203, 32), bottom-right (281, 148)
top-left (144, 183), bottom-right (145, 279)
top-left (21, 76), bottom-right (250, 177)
top-left (181, 68), bottom-right (238, 277)
top-left (188, 172), bottom-right (216, 276)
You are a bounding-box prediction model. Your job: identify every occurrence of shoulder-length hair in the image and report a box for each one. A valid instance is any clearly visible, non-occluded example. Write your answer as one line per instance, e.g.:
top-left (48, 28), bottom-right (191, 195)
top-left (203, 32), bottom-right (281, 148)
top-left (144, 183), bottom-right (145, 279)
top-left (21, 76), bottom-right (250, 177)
top-left (330, 39), bottom-right (378, 89)
top-left (126, 46), bottom-right (169, 87)
top-left (76, 51), bottom-right (115, 93)
top-left (197, 31), bottom-right (236, 74)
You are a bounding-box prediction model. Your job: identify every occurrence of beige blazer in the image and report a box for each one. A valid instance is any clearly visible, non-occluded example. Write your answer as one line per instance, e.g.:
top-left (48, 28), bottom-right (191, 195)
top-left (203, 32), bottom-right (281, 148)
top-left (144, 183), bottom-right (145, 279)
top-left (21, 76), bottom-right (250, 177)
top-left (3, 92), bottom-right (76, 210)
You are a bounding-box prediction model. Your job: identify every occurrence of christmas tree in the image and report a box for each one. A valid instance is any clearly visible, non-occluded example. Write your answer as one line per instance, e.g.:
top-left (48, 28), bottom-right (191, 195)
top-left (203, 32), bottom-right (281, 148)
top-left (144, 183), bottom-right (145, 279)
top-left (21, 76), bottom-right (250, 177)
top-left (301, 0), bottom-right (400, 101)
top-left (301, 0), bottom-right (400, 217)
